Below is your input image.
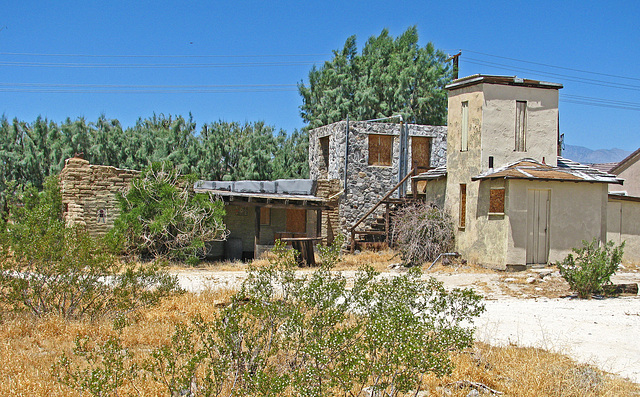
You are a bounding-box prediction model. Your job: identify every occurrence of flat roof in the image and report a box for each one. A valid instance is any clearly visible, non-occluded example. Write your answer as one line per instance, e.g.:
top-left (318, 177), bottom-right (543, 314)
top-left (446, 74), bottom-right (563, 91)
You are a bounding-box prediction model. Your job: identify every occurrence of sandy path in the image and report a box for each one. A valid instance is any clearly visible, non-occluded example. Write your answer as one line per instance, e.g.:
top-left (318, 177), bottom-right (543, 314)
top-left (172, 269), bottom-right (640, 383)
top-left (477, 297), bottom-right (640, 383)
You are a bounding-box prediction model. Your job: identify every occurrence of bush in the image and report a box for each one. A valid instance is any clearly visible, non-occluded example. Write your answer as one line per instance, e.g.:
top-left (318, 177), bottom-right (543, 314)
top-left (57, 240), bottom-right (485, 396)
top-left (0, 176), bottom-right (182, 320)
top-left (391, 201), bottom-right (455, 266)
top-left (108, 162), bottom-right (228, 264)
top-left (556, 238), bottom-right (625, 298)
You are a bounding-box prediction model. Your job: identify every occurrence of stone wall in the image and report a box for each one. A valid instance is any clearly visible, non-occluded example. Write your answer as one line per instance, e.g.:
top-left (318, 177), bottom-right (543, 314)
top-left (59, 157), bottom-right (139, 236)
top-left (309, 121), bottom-right (447, 236)
top-left (315, 179), bottom-right (342, 244)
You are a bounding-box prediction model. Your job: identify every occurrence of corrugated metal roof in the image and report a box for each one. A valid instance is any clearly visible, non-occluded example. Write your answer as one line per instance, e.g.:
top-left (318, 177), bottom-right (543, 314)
top-left (589, 162), bottom-right (618, 173)
top-left (412, 165), bottom-right (447, 180)
top-left (446, 74), bottom-right (563, 91)
top-left (472, 157), bottom-right (623, 184)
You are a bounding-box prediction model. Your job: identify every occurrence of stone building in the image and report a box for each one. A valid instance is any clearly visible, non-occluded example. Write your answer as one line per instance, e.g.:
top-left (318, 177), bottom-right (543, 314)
top-left (308, 120), bottom-right (447, 244)
top-left (59, 157), bottom-right (139, 236)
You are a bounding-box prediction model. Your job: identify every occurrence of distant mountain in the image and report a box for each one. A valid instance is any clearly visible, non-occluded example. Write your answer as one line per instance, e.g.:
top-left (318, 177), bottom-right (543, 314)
top-left (562, 145), bottom-right (632, 164)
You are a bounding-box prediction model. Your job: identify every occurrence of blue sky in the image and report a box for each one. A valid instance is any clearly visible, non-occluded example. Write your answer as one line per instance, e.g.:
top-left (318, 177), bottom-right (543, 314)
top-left (1, 0), bottom-right (639, 151)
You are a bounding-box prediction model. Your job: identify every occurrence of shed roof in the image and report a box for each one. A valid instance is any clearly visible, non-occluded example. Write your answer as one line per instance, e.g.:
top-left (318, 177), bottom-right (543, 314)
top-left (610, 147), bottom-right (640, 174)
top-left (589, 162), bottom-right (618, 173)
top-left (472, 157), bottom-right (623, 184)
top-left (412, 165), bottom-right (447, 180)
top-left (194, 179), bottom-right (327, 209)
top-left (446, 74), bottom-right (563, 91)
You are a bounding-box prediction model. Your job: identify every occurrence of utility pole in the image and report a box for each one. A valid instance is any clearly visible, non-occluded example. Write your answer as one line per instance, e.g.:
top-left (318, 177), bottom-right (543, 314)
top-left (446, 51), bottom-right (462, 80)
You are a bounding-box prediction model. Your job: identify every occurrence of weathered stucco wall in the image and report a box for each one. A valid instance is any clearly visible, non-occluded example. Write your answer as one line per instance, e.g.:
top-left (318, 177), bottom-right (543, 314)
top-left (506, 180), bottom-right (608, 267)
top-left (612, 158), bottom-right (640, 197)
top-left (444, 85), bottom-right (485, 259)
top-left (309, 120), bottom-right (447, 236)
top-left (607, 197), bottom-right (640, 263)
top-left (482, 84), bottom-right (559, 168)
top-left (59, 157), bottom-right (139, 236)
top-left (416, 178), bottom-right (447, 208)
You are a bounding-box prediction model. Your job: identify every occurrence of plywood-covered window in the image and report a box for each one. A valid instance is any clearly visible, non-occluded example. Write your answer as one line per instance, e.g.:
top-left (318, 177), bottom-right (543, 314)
top-left (411, 136), bottom-right (432, 170)
top-left (515, 101), bottom-right (527, 152)
top-left (319, 135), bottom-right (330, 169)
top-left (461, 101), bottom-right (469, 152)
top-left (368, 134), bottom-right (393, 166)
top-left (489, 188), bottom-right (505, 214)
top-left (459, 184), bottom-right (467, 228)
top-left (260, 207), bottom-right (271, 225)
top-left (286, 208), bottom-right (307, 235)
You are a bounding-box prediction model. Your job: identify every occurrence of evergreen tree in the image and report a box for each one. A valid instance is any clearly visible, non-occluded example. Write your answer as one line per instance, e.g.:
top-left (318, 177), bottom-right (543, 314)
top-left (298, 26), bottom-right (452, 129)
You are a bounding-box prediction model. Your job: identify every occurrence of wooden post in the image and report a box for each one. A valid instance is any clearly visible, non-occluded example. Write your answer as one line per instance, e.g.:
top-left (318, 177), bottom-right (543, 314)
top-left (385, 202), bottom-right (390, 244)
top-left (254, 206), bottom-right (261, 259)
top-left (316, 209), bottom-right (322, 239)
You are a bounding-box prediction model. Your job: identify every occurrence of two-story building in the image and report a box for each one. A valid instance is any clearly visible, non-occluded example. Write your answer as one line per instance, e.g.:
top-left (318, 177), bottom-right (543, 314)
top-left (414, 75), bottom-right (623, 268)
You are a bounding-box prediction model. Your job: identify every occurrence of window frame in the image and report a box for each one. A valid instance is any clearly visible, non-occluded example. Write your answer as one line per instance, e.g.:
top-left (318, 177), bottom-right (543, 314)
top-left (459, 183), bottom-right (467, 228)
top-left (515, 100), bottom-right (527, 152)
top-left (368, 134), bottom-right (394, 167)
top-left (319, 135), bottom-right (330, 170)
top-left (489, 187), bottom-right (506, 215)
top-left (461, 101), bottom-right (469, 152)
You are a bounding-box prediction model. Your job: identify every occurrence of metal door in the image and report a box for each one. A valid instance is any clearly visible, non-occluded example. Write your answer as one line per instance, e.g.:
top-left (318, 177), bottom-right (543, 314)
top-left (526, 189), bottom-right (550, 264)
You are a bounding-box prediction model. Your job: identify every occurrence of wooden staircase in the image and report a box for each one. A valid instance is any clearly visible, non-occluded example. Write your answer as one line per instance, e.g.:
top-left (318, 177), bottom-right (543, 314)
top-left (349, 168), bottom-right (423, 252)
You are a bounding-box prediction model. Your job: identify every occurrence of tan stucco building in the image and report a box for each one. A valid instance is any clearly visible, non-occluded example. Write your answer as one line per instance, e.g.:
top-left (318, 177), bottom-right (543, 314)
top-left (415, 75), bottom-right (624, 268)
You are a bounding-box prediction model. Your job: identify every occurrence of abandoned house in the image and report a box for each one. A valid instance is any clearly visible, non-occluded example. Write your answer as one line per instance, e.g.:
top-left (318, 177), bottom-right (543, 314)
top-left (59, 73), bottom-right (640, 267)
top-left (411, 75), bottom-right (638, 267)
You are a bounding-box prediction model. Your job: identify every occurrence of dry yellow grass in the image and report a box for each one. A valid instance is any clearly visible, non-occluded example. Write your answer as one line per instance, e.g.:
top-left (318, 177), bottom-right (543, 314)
top-left (1, 291), bottom-right (637, 396)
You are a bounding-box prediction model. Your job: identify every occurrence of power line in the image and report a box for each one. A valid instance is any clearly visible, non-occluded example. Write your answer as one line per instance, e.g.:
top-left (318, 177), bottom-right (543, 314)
top-left (0, 60), bottom-right (320, 69)
top-left (464, 58), bottom-right (640, 92)
top-left (0, 82), bottom-right (297, 88)
top-left (462, 49), bottom-right (640, 83)
top-left (0, 51), bottom-right (331, 58)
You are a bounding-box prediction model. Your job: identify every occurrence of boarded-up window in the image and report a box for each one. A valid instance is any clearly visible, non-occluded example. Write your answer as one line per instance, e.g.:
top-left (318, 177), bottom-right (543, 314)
top-left (459, 184), bottom-right (467, 228)
top-left (260, 207), bottom-right (271, 225)
top-left (489, 188), bottom-right (505, 214)
top-left (411, 136), bottom-right (432, 170)
top-left (461, 101), bottom-right (469, 152)
top-left (368, 134), bottom-right (393, 166)
top-left (319, 136), bottom-right (330, 169)
top-left (286, 208), bottom-right (307, 234)
top-left (515, 101), bottom-right (527, 152)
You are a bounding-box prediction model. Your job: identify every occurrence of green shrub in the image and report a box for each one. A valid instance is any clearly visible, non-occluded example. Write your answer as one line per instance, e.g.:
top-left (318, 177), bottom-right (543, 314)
top-left (58, 241), bottom-right (485, 396)
top-left (0, 176), bottom-right (182, 320)
top-left (556, 238), bottom-right (625, 298)
top-left (108, 162), bottom-right (228, 264)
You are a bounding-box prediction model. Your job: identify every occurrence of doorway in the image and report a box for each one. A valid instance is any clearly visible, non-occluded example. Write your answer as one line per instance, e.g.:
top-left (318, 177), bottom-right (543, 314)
top-left (526, 189), bottom-right (550, 265)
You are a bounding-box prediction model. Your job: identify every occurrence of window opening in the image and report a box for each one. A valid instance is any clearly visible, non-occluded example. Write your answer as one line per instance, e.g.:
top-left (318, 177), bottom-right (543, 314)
top-left (411, 136), bottom-right (432, 171)
top-left (319, 135), bottom-right (330, 169)
top-left (459, 184), bottom-right (467, 228)
top-left (489, 188), bottom-right (505, 214)
top-left (461, 101), bottom-right (469, 151)
top-left (368, 134), bottom-right (393, 166)
top-left (515, 101), bottom-right (527, 152)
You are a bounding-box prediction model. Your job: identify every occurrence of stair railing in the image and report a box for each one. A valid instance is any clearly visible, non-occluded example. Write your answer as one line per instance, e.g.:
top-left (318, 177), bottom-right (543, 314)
top-left (349, 167), bottom-right (418, 252)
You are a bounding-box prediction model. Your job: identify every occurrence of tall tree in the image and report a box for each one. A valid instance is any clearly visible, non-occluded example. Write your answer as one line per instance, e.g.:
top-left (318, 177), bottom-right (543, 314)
top-left (298, 26), bottom-right (452, 128)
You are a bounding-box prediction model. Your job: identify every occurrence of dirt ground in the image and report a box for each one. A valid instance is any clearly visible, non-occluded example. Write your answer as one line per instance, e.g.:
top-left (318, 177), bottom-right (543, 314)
top-left (171, 259), bottom-right (640, 384)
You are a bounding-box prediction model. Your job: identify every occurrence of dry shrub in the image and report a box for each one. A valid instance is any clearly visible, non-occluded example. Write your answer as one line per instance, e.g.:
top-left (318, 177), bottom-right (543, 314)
top-left (0, 295), bottom-right (637, 396)
top-left (391, 201), bottom-right (455, 267)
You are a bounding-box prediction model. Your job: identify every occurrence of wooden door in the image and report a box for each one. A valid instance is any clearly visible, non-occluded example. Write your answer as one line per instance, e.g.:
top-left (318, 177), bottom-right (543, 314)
top-left (286, 208), bottom-right (307, 235)
top-left (411, 137), bottom-right (431, 170)
top-left (526, 189), bottom-right (550, 264)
